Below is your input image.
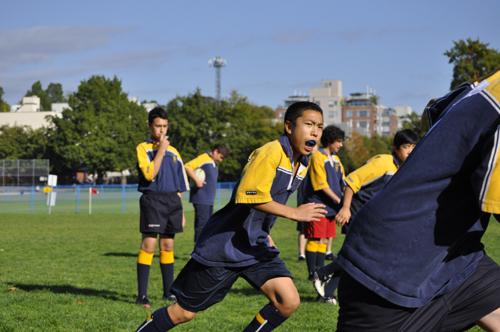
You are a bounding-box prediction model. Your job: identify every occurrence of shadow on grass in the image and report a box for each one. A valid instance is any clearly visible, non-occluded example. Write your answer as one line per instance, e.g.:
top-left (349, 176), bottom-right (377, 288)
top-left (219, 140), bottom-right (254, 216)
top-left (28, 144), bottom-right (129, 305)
top-left (7, 282), bottom-right (134, 304)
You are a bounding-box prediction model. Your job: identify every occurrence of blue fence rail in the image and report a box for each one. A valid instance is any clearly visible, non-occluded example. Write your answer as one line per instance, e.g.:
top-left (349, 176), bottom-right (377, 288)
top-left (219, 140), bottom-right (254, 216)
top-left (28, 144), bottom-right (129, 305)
top-left (0, 183), bottom-right (237, 214)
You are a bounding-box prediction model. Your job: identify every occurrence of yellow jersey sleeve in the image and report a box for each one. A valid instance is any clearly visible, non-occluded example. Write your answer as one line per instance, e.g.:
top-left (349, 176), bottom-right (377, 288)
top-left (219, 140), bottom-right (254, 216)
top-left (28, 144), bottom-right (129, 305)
top-left (310, 152), bottom-right (329, 191)
top-left (137, 143), bottom-right (155, 182)
top-left (345, 154), bottom-right (395, 193)
top-left (185, 153), bottom-right (210, 170)
top-left (235, 143), bottom-right (281, 204)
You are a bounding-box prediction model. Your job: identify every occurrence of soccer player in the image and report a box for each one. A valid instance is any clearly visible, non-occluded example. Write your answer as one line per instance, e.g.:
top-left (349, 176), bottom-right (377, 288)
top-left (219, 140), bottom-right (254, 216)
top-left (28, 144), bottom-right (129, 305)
top-left (184, 144), bottom-right (230, 243)
top-left (135, 101), bottom-right (328, 332)
top-left (312, 129), bottom-right (419, 301)
top-left (135, 107), bottom-right (189, 308)
top-left (336, 71), bottom-right (500, 331)
top-left (298, 125), bottom-right (345, 300)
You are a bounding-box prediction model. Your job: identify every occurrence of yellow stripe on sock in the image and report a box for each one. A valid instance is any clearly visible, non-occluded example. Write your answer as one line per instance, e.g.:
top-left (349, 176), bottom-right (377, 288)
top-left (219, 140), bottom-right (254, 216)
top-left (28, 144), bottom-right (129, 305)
top-left (306, 241), bottom-right (319, 252)
top-left (256, 313), bottom-right (266, 325)
top-left (318, 243), bottom-right (328, 253)
top-left (137, 250), bottom-right (154, 265)
top-left (160, 250), bottom-right (174, 264)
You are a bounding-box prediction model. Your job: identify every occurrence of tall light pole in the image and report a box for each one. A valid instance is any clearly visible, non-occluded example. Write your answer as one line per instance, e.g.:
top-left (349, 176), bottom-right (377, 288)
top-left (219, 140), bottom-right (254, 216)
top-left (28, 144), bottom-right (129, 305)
top-left (208, 56), bottom-right (226, 101)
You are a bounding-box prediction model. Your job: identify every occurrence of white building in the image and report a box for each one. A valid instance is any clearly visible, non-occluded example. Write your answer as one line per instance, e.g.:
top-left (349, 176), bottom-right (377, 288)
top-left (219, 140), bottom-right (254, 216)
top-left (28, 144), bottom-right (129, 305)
top-left (394, 105), bottom-right (413, 129)
top-left (310, 80), bottom-right (343, 125)
top-left (1, 96), bottom-right (62, 129)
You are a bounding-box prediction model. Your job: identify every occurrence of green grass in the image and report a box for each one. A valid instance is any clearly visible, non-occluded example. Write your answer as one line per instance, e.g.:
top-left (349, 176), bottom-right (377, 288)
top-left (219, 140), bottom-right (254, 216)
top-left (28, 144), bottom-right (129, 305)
top-left (0, 212), bottom-right (498, 331)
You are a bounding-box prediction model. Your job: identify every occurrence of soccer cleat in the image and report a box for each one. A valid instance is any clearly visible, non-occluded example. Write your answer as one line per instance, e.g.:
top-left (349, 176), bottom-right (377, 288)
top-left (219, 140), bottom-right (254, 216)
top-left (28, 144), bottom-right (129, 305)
top-left (135, 295), bottom-right (151, 308)
top-left (325, 252), bottom-right (334, 261)
top-left (163, 294), bottom-right (177, 302)
top-left (318, 296), bottom-right (337, 305)
top-left (298, 255), bottom-right (306, 261)
top-left (312, 271), bottom-right (326, 297)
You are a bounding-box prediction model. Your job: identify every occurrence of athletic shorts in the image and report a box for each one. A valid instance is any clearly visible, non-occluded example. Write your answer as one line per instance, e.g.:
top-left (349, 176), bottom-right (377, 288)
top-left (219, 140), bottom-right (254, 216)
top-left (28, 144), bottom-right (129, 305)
top-left (171, 256), bottom-right (292, 312)
top-left (337, 254), bottom-right (500, 332)
top-left (139, 192), bottom-right (183, 235)
top-left (304, 217), bottom-right (336, 239)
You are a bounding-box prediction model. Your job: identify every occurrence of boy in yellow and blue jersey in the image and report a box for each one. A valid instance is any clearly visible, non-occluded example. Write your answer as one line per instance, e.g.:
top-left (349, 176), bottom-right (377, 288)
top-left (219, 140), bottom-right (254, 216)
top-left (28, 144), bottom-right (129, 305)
top-left (298, 125), bottom-right (345, 292)
top-left (135, 101), bottom-right (328, 332)
top-left (135, 107), bottom-right (189, 308)
top-left (337, 71), bottom-right (500, 331)
top-left (185, 144), bottom-right (230, 243)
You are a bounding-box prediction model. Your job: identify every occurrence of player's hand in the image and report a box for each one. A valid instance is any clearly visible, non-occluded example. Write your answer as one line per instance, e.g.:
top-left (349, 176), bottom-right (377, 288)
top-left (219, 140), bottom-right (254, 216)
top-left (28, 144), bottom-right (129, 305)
top-left (195, 178), bottom-right (205, 188)
top-left (158, 135), bottom-right (170, 151)
top-left (294, 203), bottom-right (327, 222)
top-left (335, 206), bottom-right (351, 226)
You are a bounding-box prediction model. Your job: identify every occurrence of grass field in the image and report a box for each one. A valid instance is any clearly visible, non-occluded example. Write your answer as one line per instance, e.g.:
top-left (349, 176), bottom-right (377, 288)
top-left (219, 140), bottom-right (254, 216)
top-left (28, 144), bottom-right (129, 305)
top-left (0, 211), bottom-right (498, 331)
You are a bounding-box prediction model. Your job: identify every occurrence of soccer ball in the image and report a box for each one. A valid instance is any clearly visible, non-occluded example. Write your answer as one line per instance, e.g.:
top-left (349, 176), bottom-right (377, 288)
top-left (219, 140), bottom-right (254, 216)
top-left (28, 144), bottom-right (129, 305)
top-left (194, 168), bottom-right (206, 182)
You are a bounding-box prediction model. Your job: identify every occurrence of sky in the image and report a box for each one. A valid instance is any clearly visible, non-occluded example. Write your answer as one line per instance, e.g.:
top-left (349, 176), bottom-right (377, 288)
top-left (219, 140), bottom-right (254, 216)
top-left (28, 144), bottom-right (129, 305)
top-left (1, 0), bottom-right (499, 113)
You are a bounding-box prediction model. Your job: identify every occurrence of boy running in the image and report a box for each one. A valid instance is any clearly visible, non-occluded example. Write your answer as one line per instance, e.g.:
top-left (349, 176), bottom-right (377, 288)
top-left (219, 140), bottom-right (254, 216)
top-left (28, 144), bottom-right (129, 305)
top-left (135, 101), bottom-right (327, 332)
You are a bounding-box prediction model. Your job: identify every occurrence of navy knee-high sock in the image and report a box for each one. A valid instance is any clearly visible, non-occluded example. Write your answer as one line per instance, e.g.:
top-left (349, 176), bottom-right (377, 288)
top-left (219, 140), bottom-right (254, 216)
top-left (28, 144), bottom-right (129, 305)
top-left (243, 303), bottom-right (288, 332)
top-left (135, 307), bottom-right (175, 332)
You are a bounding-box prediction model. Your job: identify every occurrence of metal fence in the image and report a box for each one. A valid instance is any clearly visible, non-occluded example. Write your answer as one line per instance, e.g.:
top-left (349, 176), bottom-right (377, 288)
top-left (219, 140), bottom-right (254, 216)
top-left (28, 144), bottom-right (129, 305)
top-left (0, 159), bottom-right (49, 186)
top-left (0, 183), bottom-right (237, 214)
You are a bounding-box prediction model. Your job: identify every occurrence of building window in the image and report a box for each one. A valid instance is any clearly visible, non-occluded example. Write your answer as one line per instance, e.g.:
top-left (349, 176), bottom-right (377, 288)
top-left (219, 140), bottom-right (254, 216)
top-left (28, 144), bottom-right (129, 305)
top-left (359, 110), bottom-right (368, 117)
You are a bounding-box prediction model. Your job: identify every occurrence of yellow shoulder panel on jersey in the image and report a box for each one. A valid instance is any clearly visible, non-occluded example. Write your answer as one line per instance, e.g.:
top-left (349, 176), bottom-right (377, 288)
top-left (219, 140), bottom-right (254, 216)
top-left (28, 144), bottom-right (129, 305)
top-left (185, 153), bottom-right (212, 170)
top-left (310, 151), bottom-right (329, 191)
top-left (345, 154), bottom-right (396, 193)
top-left (235, 141), bottom-right (282, 204)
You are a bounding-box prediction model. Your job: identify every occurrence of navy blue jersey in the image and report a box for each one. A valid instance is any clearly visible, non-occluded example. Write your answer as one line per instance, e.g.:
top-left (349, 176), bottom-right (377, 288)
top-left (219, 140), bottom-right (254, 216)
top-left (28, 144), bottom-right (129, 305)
top-left (298, 148), bottom-right (345, 217)
top-left (137, 140), bottom-right (189, 194)
top-left (192, 135), bottom-right (309, 267)
top-left (337, 72), bottom-right (500, 308)
top-left (185, 152), bottom-right (218, 205)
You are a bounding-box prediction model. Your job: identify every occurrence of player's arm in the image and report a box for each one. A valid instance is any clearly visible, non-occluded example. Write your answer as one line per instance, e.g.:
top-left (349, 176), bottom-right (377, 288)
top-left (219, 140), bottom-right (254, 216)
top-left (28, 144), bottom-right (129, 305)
top-left (136, 138), bottom-right (169, 181)
top-left (254, 200), bottom-right (327, 222)
top-left (321, 187), bottom-right (341, 204)
top-left (185, 166), bottom-right (205, 188)
top-left (336, 186), bottom-right (354, 225)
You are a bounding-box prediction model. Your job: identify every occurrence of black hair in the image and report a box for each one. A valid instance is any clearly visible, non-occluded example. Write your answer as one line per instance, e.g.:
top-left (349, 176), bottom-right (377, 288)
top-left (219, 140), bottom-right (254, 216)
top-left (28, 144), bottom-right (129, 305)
top-left (393, 129), bottom-right (419, 148)
top-left (148, 107), bottom-right (168, 125)
top-left (212, 144), bottom-right (230, 157)
top-left (321, 125), bottom-right (345, 147)
top-left (284, 101), bottom-right (323, 132)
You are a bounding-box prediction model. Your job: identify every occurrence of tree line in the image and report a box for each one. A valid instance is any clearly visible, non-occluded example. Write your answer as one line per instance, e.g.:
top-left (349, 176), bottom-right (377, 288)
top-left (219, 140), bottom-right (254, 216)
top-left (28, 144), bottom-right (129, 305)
top-left (0, 38), bottom-right (498, 183)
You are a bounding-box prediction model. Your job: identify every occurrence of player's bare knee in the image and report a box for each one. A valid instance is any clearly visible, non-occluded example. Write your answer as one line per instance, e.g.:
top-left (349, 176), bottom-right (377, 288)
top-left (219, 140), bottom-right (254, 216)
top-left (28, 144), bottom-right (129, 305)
top-left (273, 295), bottom-right (300, 317)
top-left (168, 304), bottom-right (196, 324)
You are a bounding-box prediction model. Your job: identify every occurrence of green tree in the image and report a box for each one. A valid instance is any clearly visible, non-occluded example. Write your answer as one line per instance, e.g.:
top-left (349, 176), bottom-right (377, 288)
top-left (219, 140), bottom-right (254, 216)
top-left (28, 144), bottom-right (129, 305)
top-left (0, 125), bottom-right (48, 159)
top-left (444, 38), bottom-right (500, 90)
top-left (166, 89), bottom-right (281, 181)
top-left (47, 75), bottom-right (147, 182)
top-left (25, 81), bottom-right (66, 111)
top-left (46, 83), bottom-right (66, 104)
top-left (0, 86), bottom-right (10, 112)
top-left (402, 112), bottom-right (426, 137)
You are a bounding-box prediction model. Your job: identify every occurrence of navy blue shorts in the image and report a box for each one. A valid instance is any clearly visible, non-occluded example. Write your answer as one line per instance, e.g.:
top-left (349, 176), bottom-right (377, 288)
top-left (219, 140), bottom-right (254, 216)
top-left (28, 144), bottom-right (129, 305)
top-left (139, 192), bottom-right (183, 235)
top-left (337, 254), bottom-right (500, 332)
top-left (171, 256), bottom-right (292, 312)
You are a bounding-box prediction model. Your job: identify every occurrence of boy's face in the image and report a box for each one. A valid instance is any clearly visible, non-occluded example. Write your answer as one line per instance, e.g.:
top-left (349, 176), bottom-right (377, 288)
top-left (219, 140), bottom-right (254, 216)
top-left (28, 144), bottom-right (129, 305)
top-left (327, 139), bottom-right (343, 154)
top-left (285, 109), bottom-right (324, 158)
top-left (149, 117), bottom-right (168, 141)
top-left (212, 150), bottom-right (225, 163)
top-left (394, 143), bottom-right (415, 162)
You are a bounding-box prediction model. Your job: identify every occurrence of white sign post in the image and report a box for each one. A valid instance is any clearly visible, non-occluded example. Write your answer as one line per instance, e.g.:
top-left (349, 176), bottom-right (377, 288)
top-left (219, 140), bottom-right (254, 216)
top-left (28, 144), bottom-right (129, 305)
top-left (47, 174), bottom-right (58, 214)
